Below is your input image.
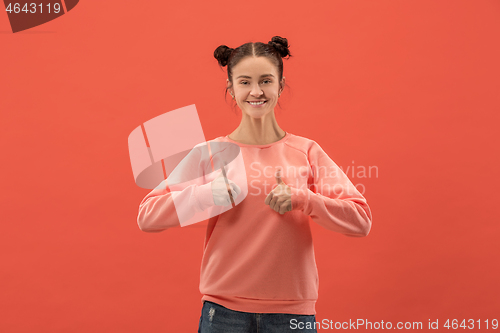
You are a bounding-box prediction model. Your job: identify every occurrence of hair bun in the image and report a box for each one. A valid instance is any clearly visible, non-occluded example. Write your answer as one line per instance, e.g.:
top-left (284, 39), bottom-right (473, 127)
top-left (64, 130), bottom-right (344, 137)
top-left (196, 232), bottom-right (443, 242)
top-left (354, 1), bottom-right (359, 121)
top-left (268, 36), bottom-right (291, 58)
top-left (213, 45), bottom-right (234, 67)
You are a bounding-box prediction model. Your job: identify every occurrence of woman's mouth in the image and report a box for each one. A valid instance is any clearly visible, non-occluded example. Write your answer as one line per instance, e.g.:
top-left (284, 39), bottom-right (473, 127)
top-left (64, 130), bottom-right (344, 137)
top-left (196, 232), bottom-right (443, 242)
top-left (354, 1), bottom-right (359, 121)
top-left (247, 100), bottom-right (267, 108)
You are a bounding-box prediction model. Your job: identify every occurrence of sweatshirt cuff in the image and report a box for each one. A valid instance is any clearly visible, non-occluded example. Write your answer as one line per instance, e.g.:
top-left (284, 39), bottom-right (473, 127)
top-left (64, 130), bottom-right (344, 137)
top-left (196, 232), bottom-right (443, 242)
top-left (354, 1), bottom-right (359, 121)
top-left (194, 182), bottom-right (214, 211)
top-left (290, 186), bottom-right (310, 214)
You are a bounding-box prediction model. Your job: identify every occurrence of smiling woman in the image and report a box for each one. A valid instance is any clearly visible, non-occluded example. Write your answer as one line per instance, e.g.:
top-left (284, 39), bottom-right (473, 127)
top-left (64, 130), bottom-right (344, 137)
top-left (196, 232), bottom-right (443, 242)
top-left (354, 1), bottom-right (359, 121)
top-left (136, 36), bottom-right (372, 333)
top-left (214, 36), bottom-right (291, 146)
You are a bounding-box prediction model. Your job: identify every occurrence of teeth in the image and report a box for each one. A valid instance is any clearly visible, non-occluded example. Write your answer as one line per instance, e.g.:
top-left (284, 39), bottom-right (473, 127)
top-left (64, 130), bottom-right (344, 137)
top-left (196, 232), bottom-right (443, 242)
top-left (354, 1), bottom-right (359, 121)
top-left (249, 101), bottom-right (265, 105)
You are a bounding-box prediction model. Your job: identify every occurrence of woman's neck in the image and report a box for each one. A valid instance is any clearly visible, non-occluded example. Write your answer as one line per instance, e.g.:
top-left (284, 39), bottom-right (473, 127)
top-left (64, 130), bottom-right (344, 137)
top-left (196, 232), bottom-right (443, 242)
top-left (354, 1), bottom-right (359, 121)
top-left (228, 113), bottom-right (286, 145)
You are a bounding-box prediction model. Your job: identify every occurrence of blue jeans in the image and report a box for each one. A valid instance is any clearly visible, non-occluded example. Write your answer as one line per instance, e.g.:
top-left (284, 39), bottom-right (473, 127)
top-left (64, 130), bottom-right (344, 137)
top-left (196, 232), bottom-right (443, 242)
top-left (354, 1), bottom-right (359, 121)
top-left (198, 301), bottom-right (318, 333)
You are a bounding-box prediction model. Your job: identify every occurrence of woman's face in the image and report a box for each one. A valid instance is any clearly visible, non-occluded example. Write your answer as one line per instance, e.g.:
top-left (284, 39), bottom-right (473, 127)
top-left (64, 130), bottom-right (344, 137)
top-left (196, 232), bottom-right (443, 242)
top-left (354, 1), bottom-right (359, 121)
top-left (228, 56), bottom-right (284, 119)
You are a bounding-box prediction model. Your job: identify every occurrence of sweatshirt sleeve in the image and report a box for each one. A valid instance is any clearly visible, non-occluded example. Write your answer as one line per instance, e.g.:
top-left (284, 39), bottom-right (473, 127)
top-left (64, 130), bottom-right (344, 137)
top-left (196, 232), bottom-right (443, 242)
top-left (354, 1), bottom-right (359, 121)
top-left (136, 146), bottom-right (215, 233)
top-left (290, 141), bottom-right (372, 237)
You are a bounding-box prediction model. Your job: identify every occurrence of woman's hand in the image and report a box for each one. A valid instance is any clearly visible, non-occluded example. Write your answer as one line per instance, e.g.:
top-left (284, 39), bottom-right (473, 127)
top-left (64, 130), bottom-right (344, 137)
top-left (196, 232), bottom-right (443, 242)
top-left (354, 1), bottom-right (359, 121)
top-left (265, 168), bottom-right (292, 214)
top-left (211, 171), bottom-right (241, 206)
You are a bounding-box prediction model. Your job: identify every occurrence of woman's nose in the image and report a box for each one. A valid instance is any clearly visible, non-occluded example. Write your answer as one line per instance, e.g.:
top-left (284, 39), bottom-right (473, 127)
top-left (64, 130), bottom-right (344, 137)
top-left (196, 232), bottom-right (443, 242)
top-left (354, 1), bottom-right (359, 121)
top-left (250, 85), bottom-right (263, 96)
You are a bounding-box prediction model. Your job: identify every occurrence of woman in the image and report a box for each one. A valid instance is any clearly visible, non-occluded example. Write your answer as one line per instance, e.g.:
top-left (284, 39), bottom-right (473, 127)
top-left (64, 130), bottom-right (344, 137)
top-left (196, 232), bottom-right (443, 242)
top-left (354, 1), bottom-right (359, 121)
top-left (137, 36), bottom-right (372, 333)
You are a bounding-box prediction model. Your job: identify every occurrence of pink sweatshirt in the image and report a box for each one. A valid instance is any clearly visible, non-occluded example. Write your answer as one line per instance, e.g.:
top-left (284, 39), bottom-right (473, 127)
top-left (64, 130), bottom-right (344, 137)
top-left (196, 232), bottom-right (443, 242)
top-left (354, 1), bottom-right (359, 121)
top-left (137, 132), bottom-right (372, 315)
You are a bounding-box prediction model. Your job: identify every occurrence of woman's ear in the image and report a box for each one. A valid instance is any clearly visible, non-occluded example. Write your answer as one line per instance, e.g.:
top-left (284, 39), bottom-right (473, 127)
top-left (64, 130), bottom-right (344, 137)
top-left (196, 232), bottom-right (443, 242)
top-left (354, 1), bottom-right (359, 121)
top-left (227, 79), bottom-right (233, 96)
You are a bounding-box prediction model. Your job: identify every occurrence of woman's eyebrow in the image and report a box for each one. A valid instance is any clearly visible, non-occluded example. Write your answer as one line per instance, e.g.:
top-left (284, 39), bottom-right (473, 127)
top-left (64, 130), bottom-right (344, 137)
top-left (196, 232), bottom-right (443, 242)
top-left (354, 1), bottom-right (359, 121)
top-left (236, 74), bottom-right (275, 79)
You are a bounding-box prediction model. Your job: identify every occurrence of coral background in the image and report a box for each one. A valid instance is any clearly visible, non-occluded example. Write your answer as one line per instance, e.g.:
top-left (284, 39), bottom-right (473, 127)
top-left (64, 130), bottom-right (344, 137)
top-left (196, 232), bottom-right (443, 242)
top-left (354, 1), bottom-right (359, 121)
top-left (1, 0), bottom-right (499, 331)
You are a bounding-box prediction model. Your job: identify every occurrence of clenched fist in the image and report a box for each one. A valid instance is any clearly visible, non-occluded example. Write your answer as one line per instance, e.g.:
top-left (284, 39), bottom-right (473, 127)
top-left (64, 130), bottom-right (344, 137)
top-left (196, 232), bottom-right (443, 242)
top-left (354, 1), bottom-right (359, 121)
top-left (265, 168), bottom-right (292, 215)
top-left (211, 170), bottom-right (241, 206)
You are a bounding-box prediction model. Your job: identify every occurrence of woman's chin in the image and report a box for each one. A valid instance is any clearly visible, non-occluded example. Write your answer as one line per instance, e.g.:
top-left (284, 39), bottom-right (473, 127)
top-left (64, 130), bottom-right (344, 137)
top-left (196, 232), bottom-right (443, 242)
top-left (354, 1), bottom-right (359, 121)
top-left (241, 104), bottom-right (275, 117)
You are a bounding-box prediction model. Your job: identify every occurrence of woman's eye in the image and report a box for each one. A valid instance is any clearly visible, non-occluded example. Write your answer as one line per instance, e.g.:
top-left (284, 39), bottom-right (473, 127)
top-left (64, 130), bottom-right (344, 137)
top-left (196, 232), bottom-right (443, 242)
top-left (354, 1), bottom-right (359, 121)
top-left (240, 80), bottom-right (271, 85)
